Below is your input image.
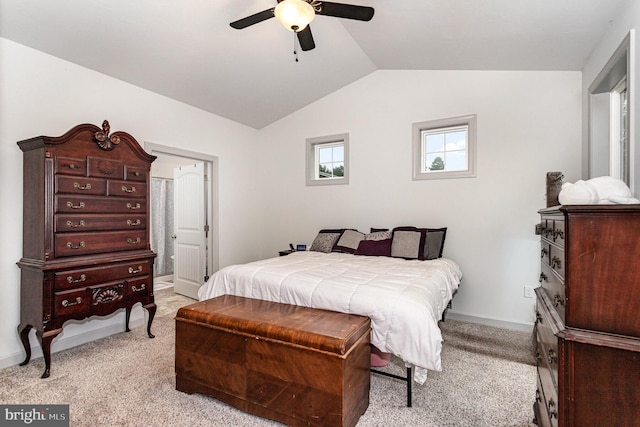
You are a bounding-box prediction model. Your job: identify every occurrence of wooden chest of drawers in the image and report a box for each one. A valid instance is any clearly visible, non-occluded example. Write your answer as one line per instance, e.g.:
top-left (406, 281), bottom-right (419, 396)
top-left (534, 205), bottom-right (640, 426)
top-left (176, 295), bottom-right (371, 427)
top-left (17, 121), bottom-right (157, 378)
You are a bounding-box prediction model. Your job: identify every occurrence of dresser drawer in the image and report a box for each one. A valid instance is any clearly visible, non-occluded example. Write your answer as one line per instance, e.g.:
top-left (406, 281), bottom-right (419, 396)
top-left (548, 244), bottom-right (565, 279)
top-left (53, 260), bottom-right (152, 291)
top-left (550, 220), bottom-right (565, 247)
top-left (54, 156), bottom-right (86, 176)
top-left (54, 288), bottom-right (89, 317)
top-left (536, 308), bottom-right (559, 388)
top-left (541, 241), bottom-right (551, 266)
top-left (125, 165), bottom-right (147, 182)
top-left (87, 156), bottom-right (124, 180)
top-left (540, 263), bottom-right (566, 323)
top-left (55, 214), bottom-right (146, 233)
top-left (535, 372), bottom-right (553, 427)
top-left (125, 277), bottom-right (152, 299)
top-left (54, 230), bottom-right (147, 257)
top-left (55, 176), bottom-right (106, 195)
top-left (537, 361), bottom-right (559, 427)
top-left (55, 196), bottom-right (147, 213)
top-left (107, 180), bottom-right (147, 198)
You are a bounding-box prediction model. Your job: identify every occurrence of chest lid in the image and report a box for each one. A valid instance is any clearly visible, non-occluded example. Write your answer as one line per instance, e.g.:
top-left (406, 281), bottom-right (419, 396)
top-left (177, 295), bottom-right (371, 355)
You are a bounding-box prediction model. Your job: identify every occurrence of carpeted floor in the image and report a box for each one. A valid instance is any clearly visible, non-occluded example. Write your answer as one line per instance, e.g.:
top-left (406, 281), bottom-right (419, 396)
top-left (0, 288), bottom-right (538, 426)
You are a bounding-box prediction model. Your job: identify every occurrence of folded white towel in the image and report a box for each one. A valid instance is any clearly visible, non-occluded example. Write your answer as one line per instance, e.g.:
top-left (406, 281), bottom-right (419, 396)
top-left (558, 176), bottom-right (640, 205)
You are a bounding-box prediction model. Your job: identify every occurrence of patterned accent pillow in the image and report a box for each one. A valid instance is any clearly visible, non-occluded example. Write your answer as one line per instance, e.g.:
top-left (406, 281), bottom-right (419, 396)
top-left (365, 230), bottom-right (392, 241)
top-left (333, 229), bottom-right (365, 254)
top-left (309, 230), bottom-right (343, 253)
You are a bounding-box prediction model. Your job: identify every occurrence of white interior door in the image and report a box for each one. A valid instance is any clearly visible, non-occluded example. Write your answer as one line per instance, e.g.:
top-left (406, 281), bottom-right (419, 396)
top-left (173, 162), bottom-right (206, 299)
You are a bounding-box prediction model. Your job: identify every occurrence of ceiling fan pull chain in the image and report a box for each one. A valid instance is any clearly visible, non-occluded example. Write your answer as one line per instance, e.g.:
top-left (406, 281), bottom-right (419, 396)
top-left (293, 33), bottom-right (299, 62)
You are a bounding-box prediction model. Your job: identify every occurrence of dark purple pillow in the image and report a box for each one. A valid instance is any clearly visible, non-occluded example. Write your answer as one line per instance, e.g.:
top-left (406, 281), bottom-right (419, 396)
top-left (354, 238), bottom-right (392, 257)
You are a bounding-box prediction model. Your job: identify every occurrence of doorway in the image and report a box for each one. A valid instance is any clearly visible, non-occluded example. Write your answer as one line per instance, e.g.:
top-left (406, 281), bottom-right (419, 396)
top-left (145, 142), bottom-right (219, 300)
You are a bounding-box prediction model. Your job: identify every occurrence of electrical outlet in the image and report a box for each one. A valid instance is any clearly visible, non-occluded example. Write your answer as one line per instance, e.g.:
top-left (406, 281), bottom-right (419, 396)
top-left (524, 286), bottom-right (535, 298)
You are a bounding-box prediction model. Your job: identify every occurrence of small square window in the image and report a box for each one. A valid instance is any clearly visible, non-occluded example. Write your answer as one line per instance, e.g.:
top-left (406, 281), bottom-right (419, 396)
top-left (306, 133), bottom-right (349, 186)
top-left (413, 115), bottom-right (477, 180)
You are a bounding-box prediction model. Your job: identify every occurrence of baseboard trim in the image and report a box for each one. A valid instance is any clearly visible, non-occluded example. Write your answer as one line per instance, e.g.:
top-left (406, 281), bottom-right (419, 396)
top-left (445, 310), bottom-right (534, 332)
top-left (0, 312), bottom-right (145, 371)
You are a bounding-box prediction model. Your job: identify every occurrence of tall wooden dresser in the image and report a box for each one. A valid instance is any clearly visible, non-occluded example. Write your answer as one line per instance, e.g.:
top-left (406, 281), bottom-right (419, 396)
top-left (17, 120), bottom-right (157, 378)
top-left (534, 205), bottom-right (640, 426)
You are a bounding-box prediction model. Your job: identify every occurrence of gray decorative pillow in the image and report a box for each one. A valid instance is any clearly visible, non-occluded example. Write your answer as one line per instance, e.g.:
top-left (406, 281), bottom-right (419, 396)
top-left (391, 230), bottom-right (422, 259)
top-left (422, 228), bottom-right (447, 260)
top-left (309, 231), bottom-right (342, 253)
top-left (333, 229), bottom-right (365, 253)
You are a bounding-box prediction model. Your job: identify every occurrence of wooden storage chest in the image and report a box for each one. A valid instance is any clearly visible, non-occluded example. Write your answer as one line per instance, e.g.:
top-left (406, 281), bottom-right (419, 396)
top-left (175, 295), bottom-right (371, 427)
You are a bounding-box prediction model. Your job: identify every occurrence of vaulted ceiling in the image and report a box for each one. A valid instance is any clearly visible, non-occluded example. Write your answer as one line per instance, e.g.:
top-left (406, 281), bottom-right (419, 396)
top-left (0, 0), bottom-right (630, 129)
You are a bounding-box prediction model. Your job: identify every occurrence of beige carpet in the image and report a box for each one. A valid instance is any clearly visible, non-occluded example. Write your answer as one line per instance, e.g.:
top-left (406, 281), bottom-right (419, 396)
top-left (0, 288), bottom-right (537, 426)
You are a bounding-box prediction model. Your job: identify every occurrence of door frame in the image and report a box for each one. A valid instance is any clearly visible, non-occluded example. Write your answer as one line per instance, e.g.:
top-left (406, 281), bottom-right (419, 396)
top-left (144, 142), bottom-right (219, 290)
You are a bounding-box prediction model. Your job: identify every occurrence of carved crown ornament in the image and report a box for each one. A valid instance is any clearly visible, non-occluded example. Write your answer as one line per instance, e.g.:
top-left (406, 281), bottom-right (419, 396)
top-left (93, 120), bottom-right (120, 151)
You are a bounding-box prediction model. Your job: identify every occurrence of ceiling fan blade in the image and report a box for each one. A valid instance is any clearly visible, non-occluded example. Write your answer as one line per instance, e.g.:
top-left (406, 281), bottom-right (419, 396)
top-left (230, 8), bottom-right (275, 29)
top-left (297, 26), bottom-right (316, 51)
top-left (316, 2), bottom-right (375, 21)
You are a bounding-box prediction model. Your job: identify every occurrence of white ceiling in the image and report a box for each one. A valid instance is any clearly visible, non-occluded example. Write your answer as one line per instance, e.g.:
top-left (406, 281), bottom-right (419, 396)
top-left (0, 0), bottom-right (630, 129)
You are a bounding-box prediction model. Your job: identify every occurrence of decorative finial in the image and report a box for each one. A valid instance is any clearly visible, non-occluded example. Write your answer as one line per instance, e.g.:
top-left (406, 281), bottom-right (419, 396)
top-left (94, 120), bottom-right (120, 151)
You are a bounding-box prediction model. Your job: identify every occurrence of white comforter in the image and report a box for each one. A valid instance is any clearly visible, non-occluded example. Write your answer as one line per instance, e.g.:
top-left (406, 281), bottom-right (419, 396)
top-left (198, 251), bottom-right (462, 383)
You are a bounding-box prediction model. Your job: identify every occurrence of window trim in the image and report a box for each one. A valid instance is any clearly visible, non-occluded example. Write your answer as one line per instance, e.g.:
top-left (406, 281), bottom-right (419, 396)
top-left (412, 114), bottom-right (477, 180)
top-left (306, 133), bottom-right (349, 186)
top-left (588, 30), bottom-right (633, 189)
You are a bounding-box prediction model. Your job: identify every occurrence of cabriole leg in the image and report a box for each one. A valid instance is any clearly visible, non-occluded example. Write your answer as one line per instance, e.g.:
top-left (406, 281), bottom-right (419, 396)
top-left (36, 329), bottom-right (62, 379)
top-left (145, 303), bottom-right (156, 338)
top-left (17, 323), bottom-right (33, 366)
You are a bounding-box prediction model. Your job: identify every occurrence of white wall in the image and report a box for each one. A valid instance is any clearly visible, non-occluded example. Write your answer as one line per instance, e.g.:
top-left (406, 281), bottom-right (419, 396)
top-left (256, 70), bottom-right (583, 328)
top-left (582, 1), bottom-right (640, 194)
top-left (0, 38), bottom-right (263, 369)
top-left (0, 37), bottom-right (584, 370)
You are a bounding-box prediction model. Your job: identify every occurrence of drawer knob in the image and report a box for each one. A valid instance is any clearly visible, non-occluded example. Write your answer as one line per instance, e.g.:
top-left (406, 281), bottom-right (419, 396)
top-left (62, 297), bottom-right (82, 307)
top-left (539, 272), bottom-right (548, 283)
top-left (66, 220), bottom-right (85, 228)
top-left (541, 248), bottom-right (549, 258)
top-left (552, 230), bottom-right (564, 241)
top-left (551, 256), bottom-right (562, 269)
top-left (126, 203), bottom-right (141, 210)
top-left (66, 201), bottom-right (85, 210)
top-left (547, 348), bottom-right (558, 365)
top-left (548, 398), bottom-right (558, 419)
top-left (66, 274), bottom-right (86, 284)
top-left (121, 185), bottom-right (137, 193)
top-left (132, 284), bottom-right (146, 292)
top-left (73, 182), bottom-right (92, 191)
top-left (536, 311), bottom-right (543, 324)
top-left (127, 237), bottom-right (141, 245)
top-left (127, 219), bottom-right (141, 226)
top-left (128, 266), bottom-right (143, 274)
top-left (535, 388), bottom-right (542, 403)
top-left (66, 241), bottom-right (85, 249)
top-left (553, 294), bottom-right (566, 307)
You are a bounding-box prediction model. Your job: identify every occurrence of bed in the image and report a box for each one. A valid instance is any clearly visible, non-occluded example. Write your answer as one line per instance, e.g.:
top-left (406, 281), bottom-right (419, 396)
top-left (197, 227), bottom-right (462, 386)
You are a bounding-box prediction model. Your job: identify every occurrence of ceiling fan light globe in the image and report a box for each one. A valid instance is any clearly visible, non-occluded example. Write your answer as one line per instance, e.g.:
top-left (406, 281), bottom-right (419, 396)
top-left (274, 0), bottom-right (315, 32)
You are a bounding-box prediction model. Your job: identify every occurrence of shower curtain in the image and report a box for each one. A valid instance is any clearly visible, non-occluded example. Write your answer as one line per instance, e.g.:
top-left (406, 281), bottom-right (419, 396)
top-left (150, 177), bottom-right (175, 277)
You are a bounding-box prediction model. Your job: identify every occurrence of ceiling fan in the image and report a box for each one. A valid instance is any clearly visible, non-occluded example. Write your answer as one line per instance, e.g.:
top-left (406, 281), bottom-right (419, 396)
top-left (230, 0), bottom-right (375, 52)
